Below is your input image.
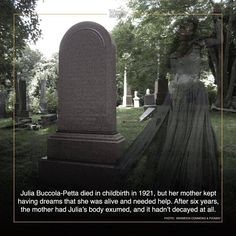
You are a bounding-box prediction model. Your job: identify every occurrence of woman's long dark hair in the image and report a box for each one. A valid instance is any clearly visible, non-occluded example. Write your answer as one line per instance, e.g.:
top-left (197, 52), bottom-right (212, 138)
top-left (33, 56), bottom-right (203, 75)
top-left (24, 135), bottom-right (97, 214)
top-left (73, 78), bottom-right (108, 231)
top-left (169, 16), bottom-right (199, 55)
top-left (164, 16), bottom-right (199, 70)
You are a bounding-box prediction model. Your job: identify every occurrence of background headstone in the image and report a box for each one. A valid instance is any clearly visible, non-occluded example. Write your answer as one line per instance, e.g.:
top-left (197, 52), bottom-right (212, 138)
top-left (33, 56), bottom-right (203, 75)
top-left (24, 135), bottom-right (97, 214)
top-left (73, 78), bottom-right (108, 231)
top-left (154, 79), bottom-right (158, 101)
top-left (16, 78), bottom-right (29, 119)
top-left (122, 66), bottom-right (127, 107)
top-left (39, 113), bottom-right (57, 126)
top-left (122, 67), bottom-right (133, 107)
top-left (126, 85), bottom-right (133, 107)
top-left (144, 88), bottom-right (156, 110)
top-left (133, 91), bottom-right (140, 108)
top-left (39, 21), bottom-right (126, 188)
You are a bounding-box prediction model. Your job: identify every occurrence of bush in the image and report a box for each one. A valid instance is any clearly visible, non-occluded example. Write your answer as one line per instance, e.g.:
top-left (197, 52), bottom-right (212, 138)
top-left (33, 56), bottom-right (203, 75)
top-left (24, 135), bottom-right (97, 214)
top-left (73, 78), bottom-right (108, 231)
top-left (29, 96), bottom-right (39, 113)
top-left (46, 91), bottom-right (58, 113)
top-left (206, 84), bottom-right (217, 105)
top-left (201, 74), bottom-right (217, 105)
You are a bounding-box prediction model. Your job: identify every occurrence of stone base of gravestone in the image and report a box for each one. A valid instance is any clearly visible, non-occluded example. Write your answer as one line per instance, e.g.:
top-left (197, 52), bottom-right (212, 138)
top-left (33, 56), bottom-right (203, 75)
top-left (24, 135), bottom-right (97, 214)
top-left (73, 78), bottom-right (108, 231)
top-left (15, 111), bottom-right (30, 123)
top-left (14, 117), bottom-right (32, 129)
top-left (47, 132), bottom-right (125, 164)
top-left (38, 114), bottom-right (57, 126)
top-left (39, 157), bottom-right (122, 188)
top-left (17, 110), bottom-right (29, 118)
top-left (39, 132), bottom-right (125, 188)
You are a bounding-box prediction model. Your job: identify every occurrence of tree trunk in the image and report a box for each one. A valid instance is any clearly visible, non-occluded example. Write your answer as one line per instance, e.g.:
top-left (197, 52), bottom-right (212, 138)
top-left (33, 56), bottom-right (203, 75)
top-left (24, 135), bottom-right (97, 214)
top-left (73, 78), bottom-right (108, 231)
top-left (225, 58), bottom-right (236, 107)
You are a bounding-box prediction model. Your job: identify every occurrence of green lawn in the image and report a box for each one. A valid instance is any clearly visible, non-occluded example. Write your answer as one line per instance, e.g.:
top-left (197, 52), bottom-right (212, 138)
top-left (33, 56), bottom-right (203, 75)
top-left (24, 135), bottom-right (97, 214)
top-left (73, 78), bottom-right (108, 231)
top-left (0, 108), bottom-right (235, 221)
top-left (117, 107), bottom-right (149, 147)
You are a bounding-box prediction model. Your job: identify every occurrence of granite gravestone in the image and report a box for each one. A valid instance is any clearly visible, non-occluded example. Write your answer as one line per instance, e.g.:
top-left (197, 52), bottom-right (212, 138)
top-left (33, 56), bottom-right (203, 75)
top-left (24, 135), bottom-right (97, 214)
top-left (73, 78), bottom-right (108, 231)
top-left (39, 22), bottom-right (125, 187)
top-left (126, 85), bottom-right (133, 107)
top-left (16, 78), bottom-right (29, 118)
top-left (156, 78), bottom-right (168, 105)
top-left (144, 88), bottom-right (156, 110)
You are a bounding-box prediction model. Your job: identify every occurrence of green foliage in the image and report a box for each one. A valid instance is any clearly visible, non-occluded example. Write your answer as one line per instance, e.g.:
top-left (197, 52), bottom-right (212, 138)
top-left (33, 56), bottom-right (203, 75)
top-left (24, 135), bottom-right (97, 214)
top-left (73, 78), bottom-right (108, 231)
top-left (16, 46), bottom-right (43, 83)
top-left (117, 107), bottom-right (148, 147)
top-left (200, 72), bottom-right (217, 105)
top-left (112, 18), bottom-right (162, 99)
top-left (113, 0), bottom-right (236, 107)
top-left (0, 0), bottom-right (41, 87)
top-left (5, 90), bottom-right (14, 114)
top-left (206, 83), bottom-right (217, 105)
top-left (129, 0), bottom-right (212, 14)
top-left (112, 20), bottom-right (135, 101)
top-left (29, 54), bottom-right (59, 113)
top-left (5, 47), bottom-right (42, 113)
top-left (112, 1), bottom-right (216, 100)
top-left (112, 20), bottom-right (135, 58)
top-left (46, 90), bottom-right (58, 113)
top-left (29, 95), bottom-right (39, 114)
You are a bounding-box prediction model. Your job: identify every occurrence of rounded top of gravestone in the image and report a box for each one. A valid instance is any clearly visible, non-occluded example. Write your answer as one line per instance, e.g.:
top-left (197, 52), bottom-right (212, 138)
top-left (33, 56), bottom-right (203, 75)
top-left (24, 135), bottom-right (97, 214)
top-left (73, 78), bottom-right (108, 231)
top-left (146, 89), bottom-right (150, 95)
top-left (60, 21), bottom-right (115, 51)
top-left (57, 21), bottom-right (117, 134)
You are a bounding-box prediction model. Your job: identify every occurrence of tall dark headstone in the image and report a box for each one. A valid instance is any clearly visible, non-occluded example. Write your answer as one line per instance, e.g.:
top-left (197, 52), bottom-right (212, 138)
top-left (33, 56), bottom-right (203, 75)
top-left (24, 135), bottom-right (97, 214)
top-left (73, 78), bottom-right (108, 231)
top-left (156, 78), bottom-right (168, 105)
top-left (15, 78), bottom-right (29, 118)
top-left (39, 22), bottom-right (126, 188)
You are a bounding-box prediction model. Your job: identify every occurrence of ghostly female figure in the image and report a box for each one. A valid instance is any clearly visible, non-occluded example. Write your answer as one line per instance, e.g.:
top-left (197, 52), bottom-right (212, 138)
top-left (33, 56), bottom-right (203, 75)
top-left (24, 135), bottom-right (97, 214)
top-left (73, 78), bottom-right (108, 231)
top-left (123, 17), bottom-right (221, 191)
top-left (155, 17), bottom-right (220, 190)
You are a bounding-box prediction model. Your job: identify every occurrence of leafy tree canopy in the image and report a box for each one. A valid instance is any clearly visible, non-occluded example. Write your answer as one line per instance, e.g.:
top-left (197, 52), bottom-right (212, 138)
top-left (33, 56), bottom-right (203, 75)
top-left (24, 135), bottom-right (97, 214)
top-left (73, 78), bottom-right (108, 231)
top-left (112, 0), bottom-right (236, 107)
top-left (0, 0), bottom-right (41, 87)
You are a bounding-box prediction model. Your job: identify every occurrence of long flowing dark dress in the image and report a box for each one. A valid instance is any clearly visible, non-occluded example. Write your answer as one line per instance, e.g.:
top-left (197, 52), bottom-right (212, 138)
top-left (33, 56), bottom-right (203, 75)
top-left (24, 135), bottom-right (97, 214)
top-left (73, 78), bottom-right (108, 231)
top-left (155, 45), bottom-right (219, 190)
top-left (121, 44), bottom-right (220, 191)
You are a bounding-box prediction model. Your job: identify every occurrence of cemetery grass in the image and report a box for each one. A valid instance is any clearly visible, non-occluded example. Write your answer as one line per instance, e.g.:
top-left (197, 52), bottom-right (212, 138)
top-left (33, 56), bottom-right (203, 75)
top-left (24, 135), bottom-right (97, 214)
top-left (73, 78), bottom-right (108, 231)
top-left (0, 109), bottom-right (235, 221)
